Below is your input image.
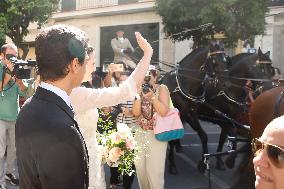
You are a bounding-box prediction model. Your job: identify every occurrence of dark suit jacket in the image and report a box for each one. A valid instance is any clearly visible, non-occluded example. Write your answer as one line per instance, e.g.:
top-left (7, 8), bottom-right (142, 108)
top-left (16, 87), bottom-right (89, 189)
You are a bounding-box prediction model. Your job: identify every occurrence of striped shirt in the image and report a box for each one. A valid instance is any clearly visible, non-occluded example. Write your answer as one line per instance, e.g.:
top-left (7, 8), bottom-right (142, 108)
top-left (116, 100), bottom-right (137, 124)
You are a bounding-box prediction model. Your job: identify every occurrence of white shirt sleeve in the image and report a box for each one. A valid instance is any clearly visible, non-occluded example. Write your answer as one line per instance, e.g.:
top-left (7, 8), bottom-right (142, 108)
top-left (70, 76), bottom-right (137, 114)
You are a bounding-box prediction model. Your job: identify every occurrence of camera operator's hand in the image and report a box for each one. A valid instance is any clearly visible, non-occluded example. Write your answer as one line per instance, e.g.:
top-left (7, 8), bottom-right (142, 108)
top-left (5, 61), bottom-right (14, 73)
top-left (141, 88), bottom-right (154, 100)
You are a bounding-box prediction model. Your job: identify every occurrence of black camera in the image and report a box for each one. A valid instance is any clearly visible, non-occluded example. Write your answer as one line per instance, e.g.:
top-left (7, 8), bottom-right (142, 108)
top-left (110, 104), bottom-right (123, 118)
top-left (142, 72), bottom-right (153, 94)
top-left (8, 57), bottom-right (37, 79)
top-left (142, 83), bottom-right (153, 94)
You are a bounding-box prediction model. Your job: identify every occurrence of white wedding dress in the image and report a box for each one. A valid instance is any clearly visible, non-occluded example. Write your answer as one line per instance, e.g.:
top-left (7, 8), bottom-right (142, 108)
top-left (70, 77), bottom-right (137, 189)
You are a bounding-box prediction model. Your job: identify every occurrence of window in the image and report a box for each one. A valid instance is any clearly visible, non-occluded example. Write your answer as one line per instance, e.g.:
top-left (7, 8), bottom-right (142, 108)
top-left (61, 0), bottom-right (76, 11)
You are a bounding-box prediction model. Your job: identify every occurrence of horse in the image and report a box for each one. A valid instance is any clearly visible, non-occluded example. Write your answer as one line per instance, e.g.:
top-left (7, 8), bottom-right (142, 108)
top-left (223, 86), bottom-right (284, 189)
top-left (161, 47), bottom-right (275, 174)
top-left (250, 86), bottom-right (284, 139)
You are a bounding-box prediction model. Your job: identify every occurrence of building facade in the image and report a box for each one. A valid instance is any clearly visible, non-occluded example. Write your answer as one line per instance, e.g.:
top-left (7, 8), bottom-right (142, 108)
top-left (24, 0), bottom-right (192, 71)
top-left (255, 0), bottom-right (284, 72)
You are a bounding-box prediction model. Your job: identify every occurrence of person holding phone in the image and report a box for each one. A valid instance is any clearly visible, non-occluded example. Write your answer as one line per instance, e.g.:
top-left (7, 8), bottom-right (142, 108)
top-left (132, 65), bottom-right (170, 189)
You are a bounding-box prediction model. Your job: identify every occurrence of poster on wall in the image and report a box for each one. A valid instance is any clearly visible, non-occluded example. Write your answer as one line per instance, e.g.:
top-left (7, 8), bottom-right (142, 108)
top-left (100, 23), bottom-right (159, 70)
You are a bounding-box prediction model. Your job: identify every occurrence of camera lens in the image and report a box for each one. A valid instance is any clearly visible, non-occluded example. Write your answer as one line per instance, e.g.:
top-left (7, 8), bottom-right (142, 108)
top-left (142, 83), bottom-right (152, 94)
top-left (5, 54), bottom-right (16, 60)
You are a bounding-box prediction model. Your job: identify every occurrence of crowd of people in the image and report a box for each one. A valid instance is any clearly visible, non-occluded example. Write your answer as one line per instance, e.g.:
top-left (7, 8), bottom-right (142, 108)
top-left (0, 24), bottom-right (171, 189)
top-left (0, 23), bottom-right (284, 189)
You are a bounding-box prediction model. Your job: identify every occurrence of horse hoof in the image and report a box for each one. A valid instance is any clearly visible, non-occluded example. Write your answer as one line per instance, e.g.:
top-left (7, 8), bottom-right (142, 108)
top-left (215, 159), bottom-right (226, 170)
top-left (169, 165), bottom-right (178, 175)
top-left (198, 160), bottom-right (206, 173)
top-left (225, 156), bottom-right (236, 169)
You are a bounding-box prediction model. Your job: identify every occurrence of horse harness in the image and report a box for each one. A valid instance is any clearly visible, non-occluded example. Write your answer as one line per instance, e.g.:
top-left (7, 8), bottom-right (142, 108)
top-left (172, 50), bottom-right (233, 104)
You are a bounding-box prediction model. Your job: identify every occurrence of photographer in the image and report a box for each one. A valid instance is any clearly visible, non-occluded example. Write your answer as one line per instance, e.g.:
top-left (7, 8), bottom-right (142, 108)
top-left (132, 65), bottom-right (170, 189)
top-left (0, 43), bottom-right (27, 188)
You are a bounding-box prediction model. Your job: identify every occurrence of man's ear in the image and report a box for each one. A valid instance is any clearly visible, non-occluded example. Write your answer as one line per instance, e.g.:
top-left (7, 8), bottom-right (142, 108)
top-left (69, 58), bottom-right (80, 74)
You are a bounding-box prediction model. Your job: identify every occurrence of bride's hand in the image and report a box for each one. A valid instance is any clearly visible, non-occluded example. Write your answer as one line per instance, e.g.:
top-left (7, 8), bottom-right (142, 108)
top-left (135, 32), bottom-right (153, 56)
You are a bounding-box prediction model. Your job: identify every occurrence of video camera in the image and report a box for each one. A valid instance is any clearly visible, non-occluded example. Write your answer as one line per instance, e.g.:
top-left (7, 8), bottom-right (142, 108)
top-left (6, 57), bottom-right (37, 79)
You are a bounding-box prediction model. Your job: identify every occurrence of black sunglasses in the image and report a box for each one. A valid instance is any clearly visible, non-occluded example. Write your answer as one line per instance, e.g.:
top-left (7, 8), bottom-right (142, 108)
top-left (252, 138), bottom-right (284, 168)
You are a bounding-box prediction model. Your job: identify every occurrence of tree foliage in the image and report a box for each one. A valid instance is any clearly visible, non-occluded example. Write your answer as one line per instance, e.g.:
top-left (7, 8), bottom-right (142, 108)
top-left (0, 0), bottom-right (59, 57)
top-left (155, 0), bottom-right (269, 47)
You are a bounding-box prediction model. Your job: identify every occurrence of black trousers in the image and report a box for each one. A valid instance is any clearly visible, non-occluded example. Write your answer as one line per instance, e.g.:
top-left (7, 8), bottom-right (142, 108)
top-left (110, 165), bottom-right (135, 189)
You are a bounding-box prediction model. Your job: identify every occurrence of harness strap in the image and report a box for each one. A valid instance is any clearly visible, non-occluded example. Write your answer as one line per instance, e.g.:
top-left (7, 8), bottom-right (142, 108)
top-left (208, 51), bottom-right (225, 57)
top-left (174, 68), bottom-right (205, 103)
top-left (256, 60), bottom-right (272, 64)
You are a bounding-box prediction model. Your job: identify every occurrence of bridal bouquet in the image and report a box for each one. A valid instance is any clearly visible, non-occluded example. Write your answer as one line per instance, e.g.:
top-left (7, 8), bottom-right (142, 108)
top-left (98, 123), bottom-right (136, 176)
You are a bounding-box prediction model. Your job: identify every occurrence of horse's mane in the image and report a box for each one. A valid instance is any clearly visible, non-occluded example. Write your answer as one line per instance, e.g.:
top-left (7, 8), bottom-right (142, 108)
top-left (231, 53), bottom-right (252, 63)
top-left (179, 47), bottom-right (209, 67)
top-left (229, 53), bottom-right (258, 76)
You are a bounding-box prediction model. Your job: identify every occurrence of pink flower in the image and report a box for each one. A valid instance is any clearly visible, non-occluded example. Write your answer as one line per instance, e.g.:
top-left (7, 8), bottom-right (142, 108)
top-left (108, 147), bottom-right (124, 163)
top-left (126, 139), bottom-right (135, 150)
top-left (110, 132), bottom-right (122, 144)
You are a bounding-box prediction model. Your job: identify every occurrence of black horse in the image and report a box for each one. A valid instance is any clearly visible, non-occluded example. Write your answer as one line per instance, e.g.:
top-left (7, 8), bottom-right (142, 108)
top-left (161, 46), bottom-right (275, 174)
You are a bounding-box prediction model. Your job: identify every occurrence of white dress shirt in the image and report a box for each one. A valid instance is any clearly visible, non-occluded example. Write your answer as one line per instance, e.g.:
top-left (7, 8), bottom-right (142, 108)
top-left (40, 82), bottom-right (71, 108)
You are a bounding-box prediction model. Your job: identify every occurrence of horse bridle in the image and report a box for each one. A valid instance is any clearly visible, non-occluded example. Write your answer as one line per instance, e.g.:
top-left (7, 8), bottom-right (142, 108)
top-left (256, 60), bottom-right (272, 64)
top-left (207, 51), bottom-right (225, 57)
top-left (173, 50), bottom-right (226, 103)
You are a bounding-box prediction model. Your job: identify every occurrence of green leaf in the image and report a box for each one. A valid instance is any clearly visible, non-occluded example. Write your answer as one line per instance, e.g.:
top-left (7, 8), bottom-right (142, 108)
top-left (0, 0), bottom-right (59, 57)
top-left (155, 0), bottom-right (268, 47)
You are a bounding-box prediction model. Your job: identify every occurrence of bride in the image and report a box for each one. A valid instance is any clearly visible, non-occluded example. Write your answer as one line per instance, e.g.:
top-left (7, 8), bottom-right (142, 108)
top-left (70, 32), bottom-right (153, 189)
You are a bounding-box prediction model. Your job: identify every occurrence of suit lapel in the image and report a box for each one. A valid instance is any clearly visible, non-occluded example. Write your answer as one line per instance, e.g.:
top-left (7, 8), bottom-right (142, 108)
top-left (34, 87), bottom-right (90, 187)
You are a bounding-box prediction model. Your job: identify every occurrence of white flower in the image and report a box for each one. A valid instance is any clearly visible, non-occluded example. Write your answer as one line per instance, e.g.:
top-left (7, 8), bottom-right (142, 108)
top-left (100, 137), bottom-right (108, 145)
top-left (117, 123), bottom-right (132, 139)
top-left (109, 132), bottom-right (122, 144)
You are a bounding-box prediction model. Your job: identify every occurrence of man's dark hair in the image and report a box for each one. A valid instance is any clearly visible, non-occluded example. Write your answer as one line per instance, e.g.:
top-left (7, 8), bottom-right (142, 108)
top-left (35, 24), bottom-right (88, 81)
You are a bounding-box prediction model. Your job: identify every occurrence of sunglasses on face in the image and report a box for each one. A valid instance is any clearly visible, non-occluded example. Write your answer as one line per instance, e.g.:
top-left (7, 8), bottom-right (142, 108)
top-left (252, 138), bottom-right (284, 168)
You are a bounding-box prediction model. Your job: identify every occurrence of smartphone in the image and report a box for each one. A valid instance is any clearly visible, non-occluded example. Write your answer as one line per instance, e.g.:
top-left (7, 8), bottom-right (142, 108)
top-left (109, 63), bottom-right (124, 72)
top-left (102, 63), bottom-right (109, 72)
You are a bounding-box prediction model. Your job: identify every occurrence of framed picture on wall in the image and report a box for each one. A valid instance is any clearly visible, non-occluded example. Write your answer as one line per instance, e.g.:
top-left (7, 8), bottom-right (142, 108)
top-left (100, 23), bottom-right (159, 68)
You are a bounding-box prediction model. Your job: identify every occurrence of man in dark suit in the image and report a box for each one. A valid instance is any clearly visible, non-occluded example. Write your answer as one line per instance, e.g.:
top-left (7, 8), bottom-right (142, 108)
top-left (16, 25), bottom-right (89, 189)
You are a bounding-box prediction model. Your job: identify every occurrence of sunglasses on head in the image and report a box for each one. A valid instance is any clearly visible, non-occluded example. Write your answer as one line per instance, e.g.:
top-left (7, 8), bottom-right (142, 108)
top-left (252, 138), bottom-right (284, 168)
